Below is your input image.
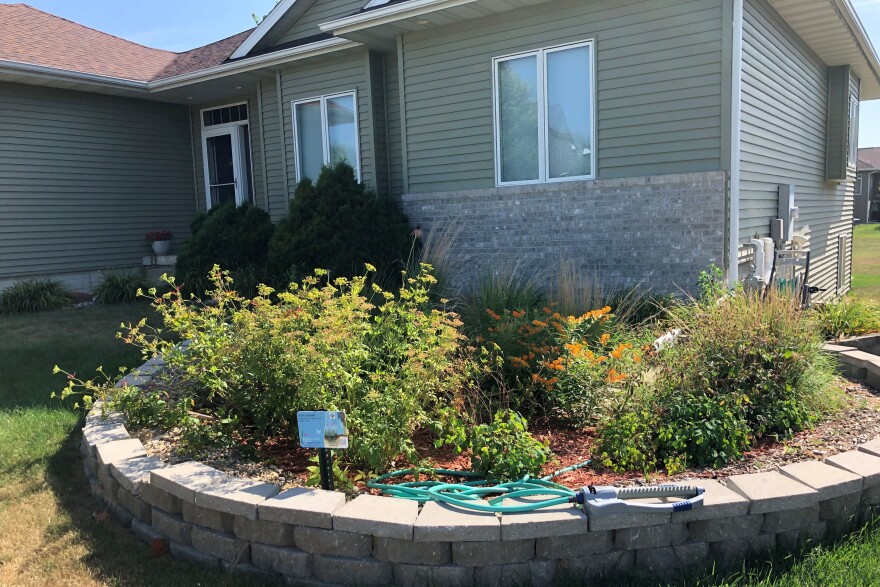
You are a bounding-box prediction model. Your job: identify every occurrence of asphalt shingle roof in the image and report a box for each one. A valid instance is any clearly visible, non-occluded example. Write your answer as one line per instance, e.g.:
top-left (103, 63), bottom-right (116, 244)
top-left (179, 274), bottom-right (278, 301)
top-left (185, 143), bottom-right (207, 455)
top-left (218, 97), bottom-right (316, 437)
top-left (0, 4), bottom-right (253, 82)
top-left (858, 148), bottom-right (880, 172)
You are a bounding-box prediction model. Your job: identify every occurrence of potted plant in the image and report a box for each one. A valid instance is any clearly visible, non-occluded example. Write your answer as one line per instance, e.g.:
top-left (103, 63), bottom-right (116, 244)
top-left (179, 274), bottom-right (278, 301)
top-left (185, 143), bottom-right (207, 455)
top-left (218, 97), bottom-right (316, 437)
top-left (146, 230), bottom-right (173, 256)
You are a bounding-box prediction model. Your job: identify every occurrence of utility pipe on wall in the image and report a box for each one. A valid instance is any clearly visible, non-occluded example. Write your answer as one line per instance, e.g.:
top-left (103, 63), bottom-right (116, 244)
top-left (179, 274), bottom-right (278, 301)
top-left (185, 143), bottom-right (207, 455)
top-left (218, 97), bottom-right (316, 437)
top-left (728, 0), bottom-right (744, 289)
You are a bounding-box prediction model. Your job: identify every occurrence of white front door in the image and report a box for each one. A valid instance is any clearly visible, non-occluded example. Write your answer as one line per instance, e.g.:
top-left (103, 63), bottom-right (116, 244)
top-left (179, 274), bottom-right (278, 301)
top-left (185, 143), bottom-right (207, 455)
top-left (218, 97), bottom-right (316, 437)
top-left (202, 125), bottom-right (252, 209)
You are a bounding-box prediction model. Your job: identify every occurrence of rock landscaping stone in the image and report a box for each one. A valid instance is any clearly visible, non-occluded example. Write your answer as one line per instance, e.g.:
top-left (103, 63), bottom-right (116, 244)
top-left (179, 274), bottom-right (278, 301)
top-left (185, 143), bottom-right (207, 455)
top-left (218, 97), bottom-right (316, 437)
top-left (260, 488), bottom-right (345, 530)
top-left (152, 509), bottom-right (192, 545)
top-left (393, 563), bottom-right (474, 587)
top-left (636, 542), bottom-right (709, 573)
top-left (777, 521), bottom-right (827, 551)
top-left (558, 549), bottom-right (635, 581)
top-left (110, 456), bottom-right (165, 495)
top-left (373, 536), bottom-right (451, 565)
top-left (588, 510), bottom-right (670, 532)
top-left (117, 373), bottom-right (152, 388)
top-left (250, 543), bottom-right (313, 578)
top-left (234, 515), bottom-right (295, 546)
top-left (117, 487), bottom-right (152, 522)
top-left (826, 450), bottom-right (880, 488)
top-left (313, 554), bottom-right (393, 586)
top-left (97, 466), bottom-right (119, 501)
top-left (451, 538), bottom-right (535, 566)
top-left (106, 501), bottom-right (133, 528)
top-left (819, 493), bottom-right (861, 522)
top-left (194, 477), bottom-right (279, 520)
top-left (762, 505), bottom-right (820, 533)
top-left (170, 540), bottom-right (220, 570)
top-left (414, 501), bottom-right (500, 542)
top-left (529, 558), bottom-right (556, 587)
top-left (131, 518), bottom-right (166, 545)
top-left (726, 472), bottom-right (818, 513)
top-left (536, 532), bottom-right (612, 559)
top-left (473, 562), bottom-right (530, 586)
top-left (293, 526), bottom-right (372, 558)
top-left (139, 483), bottom-right (182, 514)
top-left (709, 534), bottom-right (775, 567)
top-left (614, 523), bottom-right (688, 550)
top-left (500, 500), bottom-right (587, 540)
top-left (780, 461), bottom-right (863, 500)
top-left (219, 561), bottom-right (276, 579)
top-left (82, 454), bottom-right (97, 478)
top-left (688, 515), bottom-right (764, 542)
top-left (182, 501), bottom-right (234, 533)
top-left (333, 494), bottom-right (419, 540)
top-left (671, 479), bottom-right (750, 523)
top-left (191, 525), bottom-right (250, 563)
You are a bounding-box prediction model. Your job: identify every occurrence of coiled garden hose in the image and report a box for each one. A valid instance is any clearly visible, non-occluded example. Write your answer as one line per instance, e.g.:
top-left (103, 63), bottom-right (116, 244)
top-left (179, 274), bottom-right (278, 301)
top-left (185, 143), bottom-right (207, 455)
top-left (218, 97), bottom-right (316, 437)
top-left (368, 461), bottom-right (706, 515)
top-left (367, 461), bottom-right (592, 514)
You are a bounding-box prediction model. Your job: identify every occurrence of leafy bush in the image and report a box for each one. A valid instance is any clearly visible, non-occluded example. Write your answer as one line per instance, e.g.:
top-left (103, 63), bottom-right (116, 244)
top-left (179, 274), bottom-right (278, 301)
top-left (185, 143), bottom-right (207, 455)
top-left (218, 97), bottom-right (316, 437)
top-left (813, 297), bottom-right (880, 340)
top-left (93, 269), bottom-right (152, 304)
top-left (101, 264), bottom-right (475, 472)
top-left (0, 278), bottom-right (72, 314)
top-left (269, 162), bottom-right (412, 284)
top-left (175, 203), bottom-right (274, 296)
top-left (596, 289), bottom-right (842, 473)
top-left (468, 410), bottom-right (550, 482)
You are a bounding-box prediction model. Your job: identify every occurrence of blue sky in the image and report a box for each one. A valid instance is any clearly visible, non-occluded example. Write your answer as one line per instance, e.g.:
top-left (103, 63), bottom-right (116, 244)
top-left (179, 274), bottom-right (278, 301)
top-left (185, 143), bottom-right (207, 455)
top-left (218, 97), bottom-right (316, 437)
top-left (6, 0), bottom-right (880, 147)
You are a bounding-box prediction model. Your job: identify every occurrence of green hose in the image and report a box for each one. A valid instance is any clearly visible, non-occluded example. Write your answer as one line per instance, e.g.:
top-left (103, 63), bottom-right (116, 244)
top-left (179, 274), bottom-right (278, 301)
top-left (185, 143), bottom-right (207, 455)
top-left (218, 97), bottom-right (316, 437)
top-left (367, 460), bottom-right (592, 514)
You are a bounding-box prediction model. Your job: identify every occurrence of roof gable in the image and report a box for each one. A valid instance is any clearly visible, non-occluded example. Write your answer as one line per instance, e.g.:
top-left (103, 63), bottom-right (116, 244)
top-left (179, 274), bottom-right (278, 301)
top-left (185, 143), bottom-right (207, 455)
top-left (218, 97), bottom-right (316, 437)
top-left (859, 148), bottom-right (880, 171)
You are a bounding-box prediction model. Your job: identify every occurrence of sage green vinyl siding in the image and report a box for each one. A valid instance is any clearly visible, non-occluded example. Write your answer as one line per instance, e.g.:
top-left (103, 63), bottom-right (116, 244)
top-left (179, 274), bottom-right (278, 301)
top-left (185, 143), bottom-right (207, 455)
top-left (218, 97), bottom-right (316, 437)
top-left (0, 82), bottom-right (195, 279)
top-left (739, 0), bottom-right (855, 298)
top-left (258, 76), bottom-right (291, 221)
top-left (190, 94), bottom-right (267, 215)
top-left (385, 48), bottom-right (404, 196)
top-left (399, 0), bottom-right (725, 193)
top-left (275, 0), bottom-right (364, 45)
top-left (368, 51), bottom-right (390, 196)
top-left (278, 48), bottom-right (375, 190)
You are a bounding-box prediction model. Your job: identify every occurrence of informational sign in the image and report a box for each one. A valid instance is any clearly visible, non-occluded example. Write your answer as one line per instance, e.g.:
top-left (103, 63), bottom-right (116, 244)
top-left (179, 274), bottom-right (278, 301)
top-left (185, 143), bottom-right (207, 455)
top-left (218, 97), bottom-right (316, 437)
top-left (297, 411), bottom-right (349, 449)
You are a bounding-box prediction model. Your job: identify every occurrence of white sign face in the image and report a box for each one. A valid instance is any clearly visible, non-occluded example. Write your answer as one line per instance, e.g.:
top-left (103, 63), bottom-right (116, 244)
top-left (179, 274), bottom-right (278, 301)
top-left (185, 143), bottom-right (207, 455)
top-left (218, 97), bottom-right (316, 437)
top-left (297, 411), bottom-right (349, 449)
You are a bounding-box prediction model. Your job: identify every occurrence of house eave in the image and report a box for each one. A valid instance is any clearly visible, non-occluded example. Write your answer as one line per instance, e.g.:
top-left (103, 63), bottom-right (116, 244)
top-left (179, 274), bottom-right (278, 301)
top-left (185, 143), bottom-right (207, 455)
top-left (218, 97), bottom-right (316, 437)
top-left (0, 60), bottom-right (149, 92)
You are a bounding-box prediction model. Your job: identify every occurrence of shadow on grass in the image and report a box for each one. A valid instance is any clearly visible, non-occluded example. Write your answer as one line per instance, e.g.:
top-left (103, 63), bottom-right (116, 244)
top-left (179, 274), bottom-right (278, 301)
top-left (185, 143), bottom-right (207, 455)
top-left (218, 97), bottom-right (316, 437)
top-left (45, 422), bottom-right (282, 587)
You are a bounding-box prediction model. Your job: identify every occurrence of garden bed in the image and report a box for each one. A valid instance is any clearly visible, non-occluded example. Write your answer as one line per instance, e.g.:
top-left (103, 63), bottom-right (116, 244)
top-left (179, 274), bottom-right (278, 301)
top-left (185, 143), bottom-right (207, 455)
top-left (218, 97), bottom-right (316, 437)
top-left (131, 378), bottom-right (880, 495)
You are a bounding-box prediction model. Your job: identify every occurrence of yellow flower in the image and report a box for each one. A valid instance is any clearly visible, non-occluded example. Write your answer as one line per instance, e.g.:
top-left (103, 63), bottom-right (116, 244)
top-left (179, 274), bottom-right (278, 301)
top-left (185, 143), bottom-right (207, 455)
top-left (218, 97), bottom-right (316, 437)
top-left (599, 333), bottom-right (611, 345)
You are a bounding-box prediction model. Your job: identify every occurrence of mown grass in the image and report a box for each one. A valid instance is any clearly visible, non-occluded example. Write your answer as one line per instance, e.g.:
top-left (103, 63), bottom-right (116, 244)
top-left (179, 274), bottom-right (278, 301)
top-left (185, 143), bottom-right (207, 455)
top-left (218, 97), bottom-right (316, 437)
top-left (852, 224), bottom-right (880, 301)
top-left (3, 301), bottom-right (880, 586)
top-left (0, 303), bottom-right (273, 586)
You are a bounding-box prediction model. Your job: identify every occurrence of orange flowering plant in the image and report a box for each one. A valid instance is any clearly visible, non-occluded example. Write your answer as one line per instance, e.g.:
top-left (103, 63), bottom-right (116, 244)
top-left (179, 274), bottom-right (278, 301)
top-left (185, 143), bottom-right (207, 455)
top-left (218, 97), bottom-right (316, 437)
top-left (535, 307), bottom-right (645, 426)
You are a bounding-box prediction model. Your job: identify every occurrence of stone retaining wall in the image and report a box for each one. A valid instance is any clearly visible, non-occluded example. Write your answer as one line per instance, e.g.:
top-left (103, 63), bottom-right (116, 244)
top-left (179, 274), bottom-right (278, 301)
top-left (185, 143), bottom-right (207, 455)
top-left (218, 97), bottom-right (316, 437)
top-left (83, 354), bottom-right (880, 586)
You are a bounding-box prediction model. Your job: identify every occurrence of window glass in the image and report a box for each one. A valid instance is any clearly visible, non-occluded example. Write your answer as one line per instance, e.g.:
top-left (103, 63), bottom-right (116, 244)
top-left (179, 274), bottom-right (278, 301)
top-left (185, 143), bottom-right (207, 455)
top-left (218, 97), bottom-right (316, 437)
top-left (296, 100), bottom-right (325, 181)
top-left (848, 95), bottom-right (859, 167)
top-left (546, 45), bottom-right (592, 179)
top-left (327, 94), bottom-right (358, 168)
top-left (498, 56), bottom-right (540, 183)
top-left (239, 125), bottom-right (255, 205)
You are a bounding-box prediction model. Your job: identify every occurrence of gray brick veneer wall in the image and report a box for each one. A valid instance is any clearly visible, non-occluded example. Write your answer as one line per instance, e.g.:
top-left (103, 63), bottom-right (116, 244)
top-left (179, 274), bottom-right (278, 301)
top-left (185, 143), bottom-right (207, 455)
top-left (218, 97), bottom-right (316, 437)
top-left (400, 171), bottom-right (727, 295)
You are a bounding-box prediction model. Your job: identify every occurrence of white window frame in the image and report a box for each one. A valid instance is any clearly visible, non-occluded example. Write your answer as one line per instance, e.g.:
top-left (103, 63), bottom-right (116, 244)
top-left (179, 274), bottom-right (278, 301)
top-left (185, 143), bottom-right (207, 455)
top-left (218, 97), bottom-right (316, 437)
top-left (199, 101), bottom-right (255, 210)
top-left (847, 94), bottom-right (859, 168)
top-left (291, 90), bottom-right (361, 183)
top-left (857, 174), bottom-right (863, 195)
top-left (492, 39), bottom-right (597, 187)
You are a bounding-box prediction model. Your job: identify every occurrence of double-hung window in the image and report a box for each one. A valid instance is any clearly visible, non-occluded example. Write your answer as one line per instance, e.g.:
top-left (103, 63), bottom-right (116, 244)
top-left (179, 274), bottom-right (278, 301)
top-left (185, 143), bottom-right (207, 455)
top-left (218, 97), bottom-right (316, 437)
top-left (493, 40), bottom-right (595, 186)
top-left (292, 91), bottom-right (360, 182)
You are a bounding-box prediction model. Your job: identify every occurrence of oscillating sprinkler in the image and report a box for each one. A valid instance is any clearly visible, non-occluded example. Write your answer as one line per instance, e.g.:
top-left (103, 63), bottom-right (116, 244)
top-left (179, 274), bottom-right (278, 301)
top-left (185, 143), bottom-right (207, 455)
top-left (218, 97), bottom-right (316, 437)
top-left (571, 484), bottom-right (705, 516)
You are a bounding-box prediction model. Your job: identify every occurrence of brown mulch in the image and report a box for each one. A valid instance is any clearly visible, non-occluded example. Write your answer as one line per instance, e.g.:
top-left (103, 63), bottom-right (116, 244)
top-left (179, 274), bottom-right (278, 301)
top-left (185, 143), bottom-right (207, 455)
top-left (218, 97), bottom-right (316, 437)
top-left (139, 379), bottom-right (880, 493)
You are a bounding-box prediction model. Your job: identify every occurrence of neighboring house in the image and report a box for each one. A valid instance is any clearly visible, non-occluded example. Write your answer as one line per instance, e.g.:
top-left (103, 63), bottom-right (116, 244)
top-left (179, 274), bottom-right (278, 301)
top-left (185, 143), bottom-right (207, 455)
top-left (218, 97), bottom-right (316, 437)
top-left (856, 148), bottom-right (880, 224)
top-left (1, 0), bottom-right (878, 299)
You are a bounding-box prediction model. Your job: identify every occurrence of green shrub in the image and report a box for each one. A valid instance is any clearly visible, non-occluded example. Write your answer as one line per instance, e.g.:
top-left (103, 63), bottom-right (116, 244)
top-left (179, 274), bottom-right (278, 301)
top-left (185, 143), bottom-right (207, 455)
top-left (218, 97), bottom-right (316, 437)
top-left (268, 162), bottom-right (412, 284)
top-left (93, 269), bottom-right (152, 304)
top-left (468, 410), bottom-right (550, 482)
top-left (96, 264), bottom-right (474, 472)
top-left (596, 289), bottom-right (843, 473)
top-left (813, 296), bottom-right (880, 340)
top-left (175, 203), bottom-right (274, 296)
top-left (0, 278), bottom-right (72, 314)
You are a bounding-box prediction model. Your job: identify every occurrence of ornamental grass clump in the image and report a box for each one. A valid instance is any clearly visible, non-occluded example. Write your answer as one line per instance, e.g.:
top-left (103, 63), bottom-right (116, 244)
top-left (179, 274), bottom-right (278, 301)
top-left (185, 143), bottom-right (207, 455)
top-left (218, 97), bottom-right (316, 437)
top-left (96, 264), bottom-right (476, 472)
top-left (0, 278), bottom-right (72, 314)
top-left (595, 289), bottom-right (843, 474)
top-left (813, 296), bottom-right (880, 340)
top-left (93, 269), bottom-right (152, 304)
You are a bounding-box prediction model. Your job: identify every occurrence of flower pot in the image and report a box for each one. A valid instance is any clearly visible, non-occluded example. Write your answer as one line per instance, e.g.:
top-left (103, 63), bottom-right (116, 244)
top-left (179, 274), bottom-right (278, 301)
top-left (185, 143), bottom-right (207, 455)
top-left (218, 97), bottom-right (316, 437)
top-left (151, 240), bottom-right (171, 255)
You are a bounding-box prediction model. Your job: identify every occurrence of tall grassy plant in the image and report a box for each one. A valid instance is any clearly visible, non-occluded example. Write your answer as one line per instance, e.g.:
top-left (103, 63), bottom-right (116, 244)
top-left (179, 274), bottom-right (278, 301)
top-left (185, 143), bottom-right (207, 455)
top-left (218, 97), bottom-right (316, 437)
top-left (93, 269), bottom-right (152, 304)
top-left (0, 279), bottom-right (72, 314)
top-left (813, 297), bottom-right (880, 340)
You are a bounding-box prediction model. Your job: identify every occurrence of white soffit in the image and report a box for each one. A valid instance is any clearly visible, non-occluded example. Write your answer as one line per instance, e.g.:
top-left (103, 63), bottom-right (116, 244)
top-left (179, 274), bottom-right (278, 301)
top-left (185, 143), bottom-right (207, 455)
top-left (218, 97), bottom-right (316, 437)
top-left (768, 0), bottom-right (880, 99)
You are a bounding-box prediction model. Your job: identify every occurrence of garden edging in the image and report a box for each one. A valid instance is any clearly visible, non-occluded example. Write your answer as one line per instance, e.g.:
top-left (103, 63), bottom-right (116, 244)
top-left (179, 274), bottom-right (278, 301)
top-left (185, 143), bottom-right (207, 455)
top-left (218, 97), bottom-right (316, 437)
top-left (81, 353), bottom-right (880, 586)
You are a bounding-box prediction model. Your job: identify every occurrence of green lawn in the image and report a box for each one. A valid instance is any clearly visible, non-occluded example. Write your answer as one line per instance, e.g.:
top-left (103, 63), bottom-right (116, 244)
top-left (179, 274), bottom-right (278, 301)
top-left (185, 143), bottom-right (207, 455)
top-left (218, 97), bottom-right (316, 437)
top-left (0, 303), bottom-right (272, 586)
top-left (852, 224), bottom-right (880, 301)
top-left (3, 303), bottom-right (880, 586)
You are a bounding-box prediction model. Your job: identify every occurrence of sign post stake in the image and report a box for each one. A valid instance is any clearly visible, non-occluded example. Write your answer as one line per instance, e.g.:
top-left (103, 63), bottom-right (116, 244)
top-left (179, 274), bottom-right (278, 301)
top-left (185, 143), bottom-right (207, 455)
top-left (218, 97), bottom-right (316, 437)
top-left (318, 448), bottom-right (334, 491)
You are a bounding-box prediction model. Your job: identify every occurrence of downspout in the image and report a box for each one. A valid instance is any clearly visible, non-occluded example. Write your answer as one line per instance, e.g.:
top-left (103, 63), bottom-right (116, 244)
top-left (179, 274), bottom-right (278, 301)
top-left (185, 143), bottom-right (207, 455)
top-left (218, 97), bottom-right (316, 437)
top-left (728, 0), bottom-right (744, 289)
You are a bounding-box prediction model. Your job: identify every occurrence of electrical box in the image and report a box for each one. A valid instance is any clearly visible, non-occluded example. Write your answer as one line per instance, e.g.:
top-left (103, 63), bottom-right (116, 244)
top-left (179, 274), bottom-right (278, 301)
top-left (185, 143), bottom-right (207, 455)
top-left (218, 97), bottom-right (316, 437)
top-left (777, 184), bottom-right (799, 242)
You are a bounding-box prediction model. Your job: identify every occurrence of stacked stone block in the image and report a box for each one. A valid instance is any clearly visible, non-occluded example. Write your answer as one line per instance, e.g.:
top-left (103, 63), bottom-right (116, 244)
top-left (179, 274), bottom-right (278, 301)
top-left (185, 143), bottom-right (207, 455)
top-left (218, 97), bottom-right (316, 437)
top-left (79, 353), bottom-right (880, 586)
